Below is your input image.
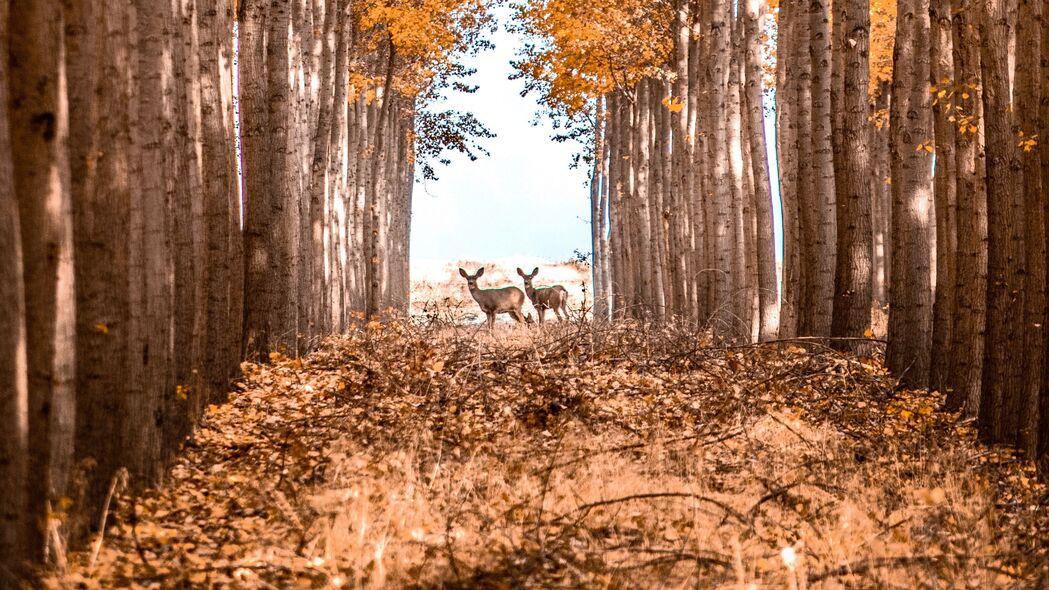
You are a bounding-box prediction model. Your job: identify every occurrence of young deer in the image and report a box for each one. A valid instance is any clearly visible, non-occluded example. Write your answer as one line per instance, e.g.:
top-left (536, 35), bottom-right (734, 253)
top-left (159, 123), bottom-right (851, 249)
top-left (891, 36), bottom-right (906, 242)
top-left (516, 267), bottom-right (569, 325)
top-left (459, 267), bottom-right (528, 330)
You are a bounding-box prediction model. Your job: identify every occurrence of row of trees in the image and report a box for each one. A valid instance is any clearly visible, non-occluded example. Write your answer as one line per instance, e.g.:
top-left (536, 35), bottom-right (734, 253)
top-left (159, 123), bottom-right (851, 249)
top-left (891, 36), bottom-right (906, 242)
top-left (0, 0), bottom-right (490, 582)
top-left (516, 0), bottom-right (1049, 464)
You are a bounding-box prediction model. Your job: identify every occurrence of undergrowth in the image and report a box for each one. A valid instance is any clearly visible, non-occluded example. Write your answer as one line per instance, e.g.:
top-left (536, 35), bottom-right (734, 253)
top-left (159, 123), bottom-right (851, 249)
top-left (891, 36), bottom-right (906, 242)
top-left (49, 318), bottom-right (1049, 589)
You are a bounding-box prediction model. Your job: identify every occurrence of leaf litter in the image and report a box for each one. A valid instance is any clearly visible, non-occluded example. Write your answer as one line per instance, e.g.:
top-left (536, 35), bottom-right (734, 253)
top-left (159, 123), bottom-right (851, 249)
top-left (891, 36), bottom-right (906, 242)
top-left (49, 319), bottom-right (1049, 589)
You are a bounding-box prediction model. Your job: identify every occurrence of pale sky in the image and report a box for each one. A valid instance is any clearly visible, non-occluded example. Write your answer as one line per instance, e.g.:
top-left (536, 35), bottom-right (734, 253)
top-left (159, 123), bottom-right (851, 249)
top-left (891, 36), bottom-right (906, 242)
top-left (410, 12), bottom-right (785, 268)
top-left (409, 13), bottom-right (592, 265)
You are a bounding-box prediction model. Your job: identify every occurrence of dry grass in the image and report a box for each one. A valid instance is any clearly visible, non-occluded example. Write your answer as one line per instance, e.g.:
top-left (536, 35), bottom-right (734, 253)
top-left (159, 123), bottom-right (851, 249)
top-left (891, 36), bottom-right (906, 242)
top-left (48, 314), bottom-right (1049, 589)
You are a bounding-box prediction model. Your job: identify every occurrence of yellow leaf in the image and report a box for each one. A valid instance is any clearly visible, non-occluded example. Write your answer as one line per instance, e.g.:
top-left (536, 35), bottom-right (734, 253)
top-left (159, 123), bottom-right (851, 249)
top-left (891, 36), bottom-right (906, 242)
top-left (94, 322), bottom-right (109, 335)
top-left (863, 328), bottom-right (874, 338)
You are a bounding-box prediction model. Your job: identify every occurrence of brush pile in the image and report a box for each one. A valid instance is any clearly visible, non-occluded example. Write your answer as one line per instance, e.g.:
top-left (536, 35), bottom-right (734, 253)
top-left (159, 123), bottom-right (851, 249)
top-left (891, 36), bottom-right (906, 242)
top-left (50, 319), bottom-right (1049, 589)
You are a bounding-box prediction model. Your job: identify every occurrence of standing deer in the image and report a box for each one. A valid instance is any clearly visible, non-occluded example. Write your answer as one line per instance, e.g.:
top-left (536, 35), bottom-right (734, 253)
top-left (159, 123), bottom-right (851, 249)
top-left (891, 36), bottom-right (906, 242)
top-left (458, 267), bottom-right (528, 330)
top-left (516, 267), bottom-right (569, 325)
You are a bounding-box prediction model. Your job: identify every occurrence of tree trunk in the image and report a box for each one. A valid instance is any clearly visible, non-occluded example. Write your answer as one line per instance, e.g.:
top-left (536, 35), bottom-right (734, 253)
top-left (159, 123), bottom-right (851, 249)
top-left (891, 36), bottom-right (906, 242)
top-left (806, 0), bottom-right (837, 337)
top-left (590, 96), bottom-right (608, 320)
top-left (0, 1), bottom-right (30, 575)
top-left (367, 40), bottom-right (396, 318)
top-left (929, 0), bottom-right (958, 390)
top-left (743, 0), bottom-right (778, 341)
top-left (8, 0), bottom-right (78, 563)
top-left (830, 0), bottom-right (874, 347)
top-left (709, 0), bottom-right (735, 329)
top-left (1015, 0), bottom-right (1044, 454)
top-left (979, 0), bottom-right (1027, 446)
top-left (887, 0), bottom-right (934, 388)
top-left (777, 0), bottom-right (800, 338)
top-left (946, 1), bottom-right (987, 416)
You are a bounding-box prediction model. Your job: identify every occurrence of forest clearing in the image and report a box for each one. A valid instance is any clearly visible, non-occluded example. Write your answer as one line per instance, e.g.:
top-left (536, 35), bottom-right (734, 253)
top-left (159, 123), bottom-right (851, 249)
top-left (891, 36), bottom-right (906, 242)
top-left (47, 305), bottom-right (1049, 588)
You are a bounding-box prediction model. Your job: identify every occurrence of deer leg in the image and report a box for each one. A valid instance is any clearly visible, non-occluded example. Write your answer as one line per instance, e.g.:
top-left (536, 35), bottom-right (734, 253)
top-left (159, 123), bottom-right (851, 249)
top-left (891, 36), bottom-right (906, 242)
top-left (510, 309), bottom-right (524, 323)
top-left (538, 308), bottom-right (546, 325)
top-left (486, 311), bottom-right (495, 331)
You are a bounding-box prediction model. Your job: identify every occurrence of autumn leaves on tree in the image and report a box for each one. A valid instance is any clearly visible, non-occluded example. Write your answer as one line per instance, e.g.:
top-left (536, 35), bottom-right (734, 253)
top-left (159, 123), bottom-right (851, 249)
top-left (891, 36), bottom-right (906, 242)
top-left (0, 0), bottom-right (491, 582)
top-left (513, 0), bottom-right (1049, 466)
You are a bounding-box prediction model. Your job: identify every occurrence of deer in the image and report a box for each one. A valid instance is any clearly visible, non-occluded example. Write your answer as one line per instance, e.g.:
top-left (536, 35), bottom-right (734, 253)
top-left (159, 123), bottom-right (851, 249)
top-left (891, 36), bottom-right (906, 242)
top-left (516, 267), bottom-right (569, 325)
top-left (458, 267), bottom-right (529, 331)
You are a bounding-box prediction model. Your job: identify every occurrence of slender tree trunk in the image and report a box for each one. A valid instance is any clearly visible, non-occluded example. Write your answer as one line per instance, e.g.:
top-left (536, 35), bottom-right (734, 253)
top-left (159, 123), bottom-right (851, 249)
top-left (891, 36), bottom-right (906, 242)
top-left (9, 0), bottom-right (77, 563)
top-left (807, 0), bottom-right (837, 337)
top-left (830, 0), bottom-right (874, 347)
top-left (929, 0), bottom-right (958, 390)
top-left (777, 0), bottom-right (800, 337)
top-left (591, 96), bottom-right (608, 320)
top-left (241, 0), bottom-right (275, 358)
top-left (743, 0), bottom-right (778, 341)
top-left (709, 0), bottom-right (734, 329)
top-left (887, 0), bottom-right (934, 388)
top-left (871, 81), bottom-right (892, 306)
top-left (0, 1), bottom-right (30, 575)
top-left (979, 0), bottom-right (1027, 445)
top-left (308, 0), bottom-right (338, 335)
top-left (947, 1), bottom-right (987, 416)
top-left (367, 40), bottom-right (396, 318)
top-left (1015, 0), bottom-right (1044, 454)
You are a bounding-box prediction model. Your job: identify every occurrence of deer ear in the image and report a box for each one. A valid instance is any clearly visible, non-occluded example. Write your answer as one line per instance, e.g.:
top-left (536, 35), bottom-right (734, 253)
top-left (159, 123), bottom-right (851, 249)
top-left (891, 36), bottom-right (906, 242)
top-left (531, 267), bottom-right (539, 277)
top-left (459, 268), bottom-right (468, 278)
top-left (477, 267), bottom-right (485, 276)
top-left (516, 267), bottom-right (525, 277)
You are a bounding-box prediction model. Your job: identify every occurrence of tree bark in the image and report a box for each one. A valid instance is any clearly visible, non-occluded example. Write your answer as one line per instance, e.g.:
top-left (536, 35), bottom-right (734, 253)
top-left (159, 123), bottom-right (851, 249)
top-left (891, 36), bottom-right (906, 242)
top-left (777, 0), bottom-right (801, 338)
top-left (806, 0), bottom-right (837, 337)
top-left (979, 0), bottom-right (1027, 445)
top-left (0, 1), bottom-right (30, 575)
top-left (929, 0), bottom-right (958, 390)
top-left (743, 0), bottom-right (778, 341)
top-left (8, 0), bottom-right (78, 562)
top-left (887, 0), bottom-right (934, 388)
top-left (946, 1), bottom-right (987, 415)
top-left (830, 0), bottom-right (874, 348)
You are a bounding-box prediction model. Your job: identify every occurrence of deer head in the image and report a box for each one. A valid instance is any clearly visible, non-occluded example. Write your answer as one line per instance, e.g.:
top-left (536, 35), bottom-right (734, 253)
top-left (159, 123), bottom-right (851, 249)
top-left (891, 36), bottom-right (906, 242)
top-left (459, 266), bottom-right (485, 291)
top-left (516, 267), bottom-right (539, 291)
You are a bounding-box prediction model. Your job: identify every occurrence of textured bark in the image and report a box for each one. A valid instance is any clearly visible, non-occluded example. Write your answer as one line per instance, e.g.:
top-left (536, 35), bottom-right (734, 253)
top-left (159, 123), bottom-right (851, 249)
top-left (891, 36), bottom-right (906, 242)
top-left (805, 0), bottom-right (836, 337)
top-left (591, 97), bottom-right (609, 320)
top-left (709, 0), bottom-right (735, 328)
top-left (743, 0), bottom-right (778, 341)
top-left (200, 1), bottom-right (240, 403)
top-left (367, 43), bottom-right (396, 318)
top-left (130, 0), bottom-right (174, 485)
top-left (887, 0), bottom-right (934, 388)
top-left (1015, 0), bottom-right (1044, 454)
top-left (65, 0), bottom-right (136, 524)
top-left (727, 19), bottom-right (749, 336)
top-left (241, 0), bottom-right (276, 358)
top-left (830, 0), bottom-right (874, 347)
top-left (979, 0), bottom-right (1027, 446)
top-left (871, 81), bottom-right (892, 305)
top-left (8, 0), bottom-right (77, 562)
top-left (308, 0), bottom-right (338, 335)
top-left (0, 2), bottom-right (29, 575)
top-left (946, 2), bottom-right (987, 416)
top-left (776, 0), bottom-right (801, 337)
top-left (929, 0), bottom-right (958, 391)
top-left (633, 80), bottom-right (656, 317)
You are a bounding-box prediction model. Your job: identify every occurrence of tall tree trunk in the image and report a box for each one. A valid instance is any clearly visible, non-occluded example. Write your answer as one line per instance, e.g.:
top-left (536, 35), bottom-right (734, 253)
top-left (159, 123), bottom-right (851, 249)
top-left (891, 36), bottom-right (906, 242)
top-left (65, 0), bottom-right (136, 524)
top-left (743, 0), bottom-right (778, 341)
top-left (777, 0), bottom-right (800, 337)
top-left (1015, 0), bottom-right (1044, 454)
top-left (308, 0), bottom-right (338, 335)
top-left (241, 0), bottom-right (275, 358)
top-left (367, 40), bottom-right (396, 318)
top-left (946, 1), bottom-right (987, 415)
top-left (929, 0), bottom-right (958, 390)
top-left (0, 1), bottom-right (30, 575)
top-left (8, 0), bottom-right (77, 563)
top-left (591, 96), bottom-right (608, 320)
top-left (709, 0), bottom-right (735, 329)
top-left (807, 0), bottom-right (837, 337)
top-left (979, 0), bottom-right (1027, 445)
top-left (887, 0), bottom-right (934, 388)
top-left (830, 0), bottom-right (874, 347)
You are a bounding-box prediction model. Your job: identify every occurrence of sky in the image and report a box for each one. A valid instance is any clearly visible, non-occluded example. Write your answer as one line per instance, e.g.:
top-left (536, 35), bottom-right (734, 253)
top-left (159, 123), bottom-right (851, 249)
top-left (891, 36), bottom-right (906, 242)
top-left (409, 13), bottom-right (592, 265)
top-left (409, 12), bottom-right (785, 268)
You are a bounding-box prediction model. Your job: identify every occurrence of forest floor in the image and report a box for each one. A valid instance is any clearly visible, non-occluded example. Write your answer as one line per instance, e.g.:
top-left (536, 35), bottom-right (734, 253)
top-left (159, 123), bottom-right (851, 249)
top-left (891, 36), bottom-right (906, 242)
top-left (47, 314), bottom-right (1049, 589)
